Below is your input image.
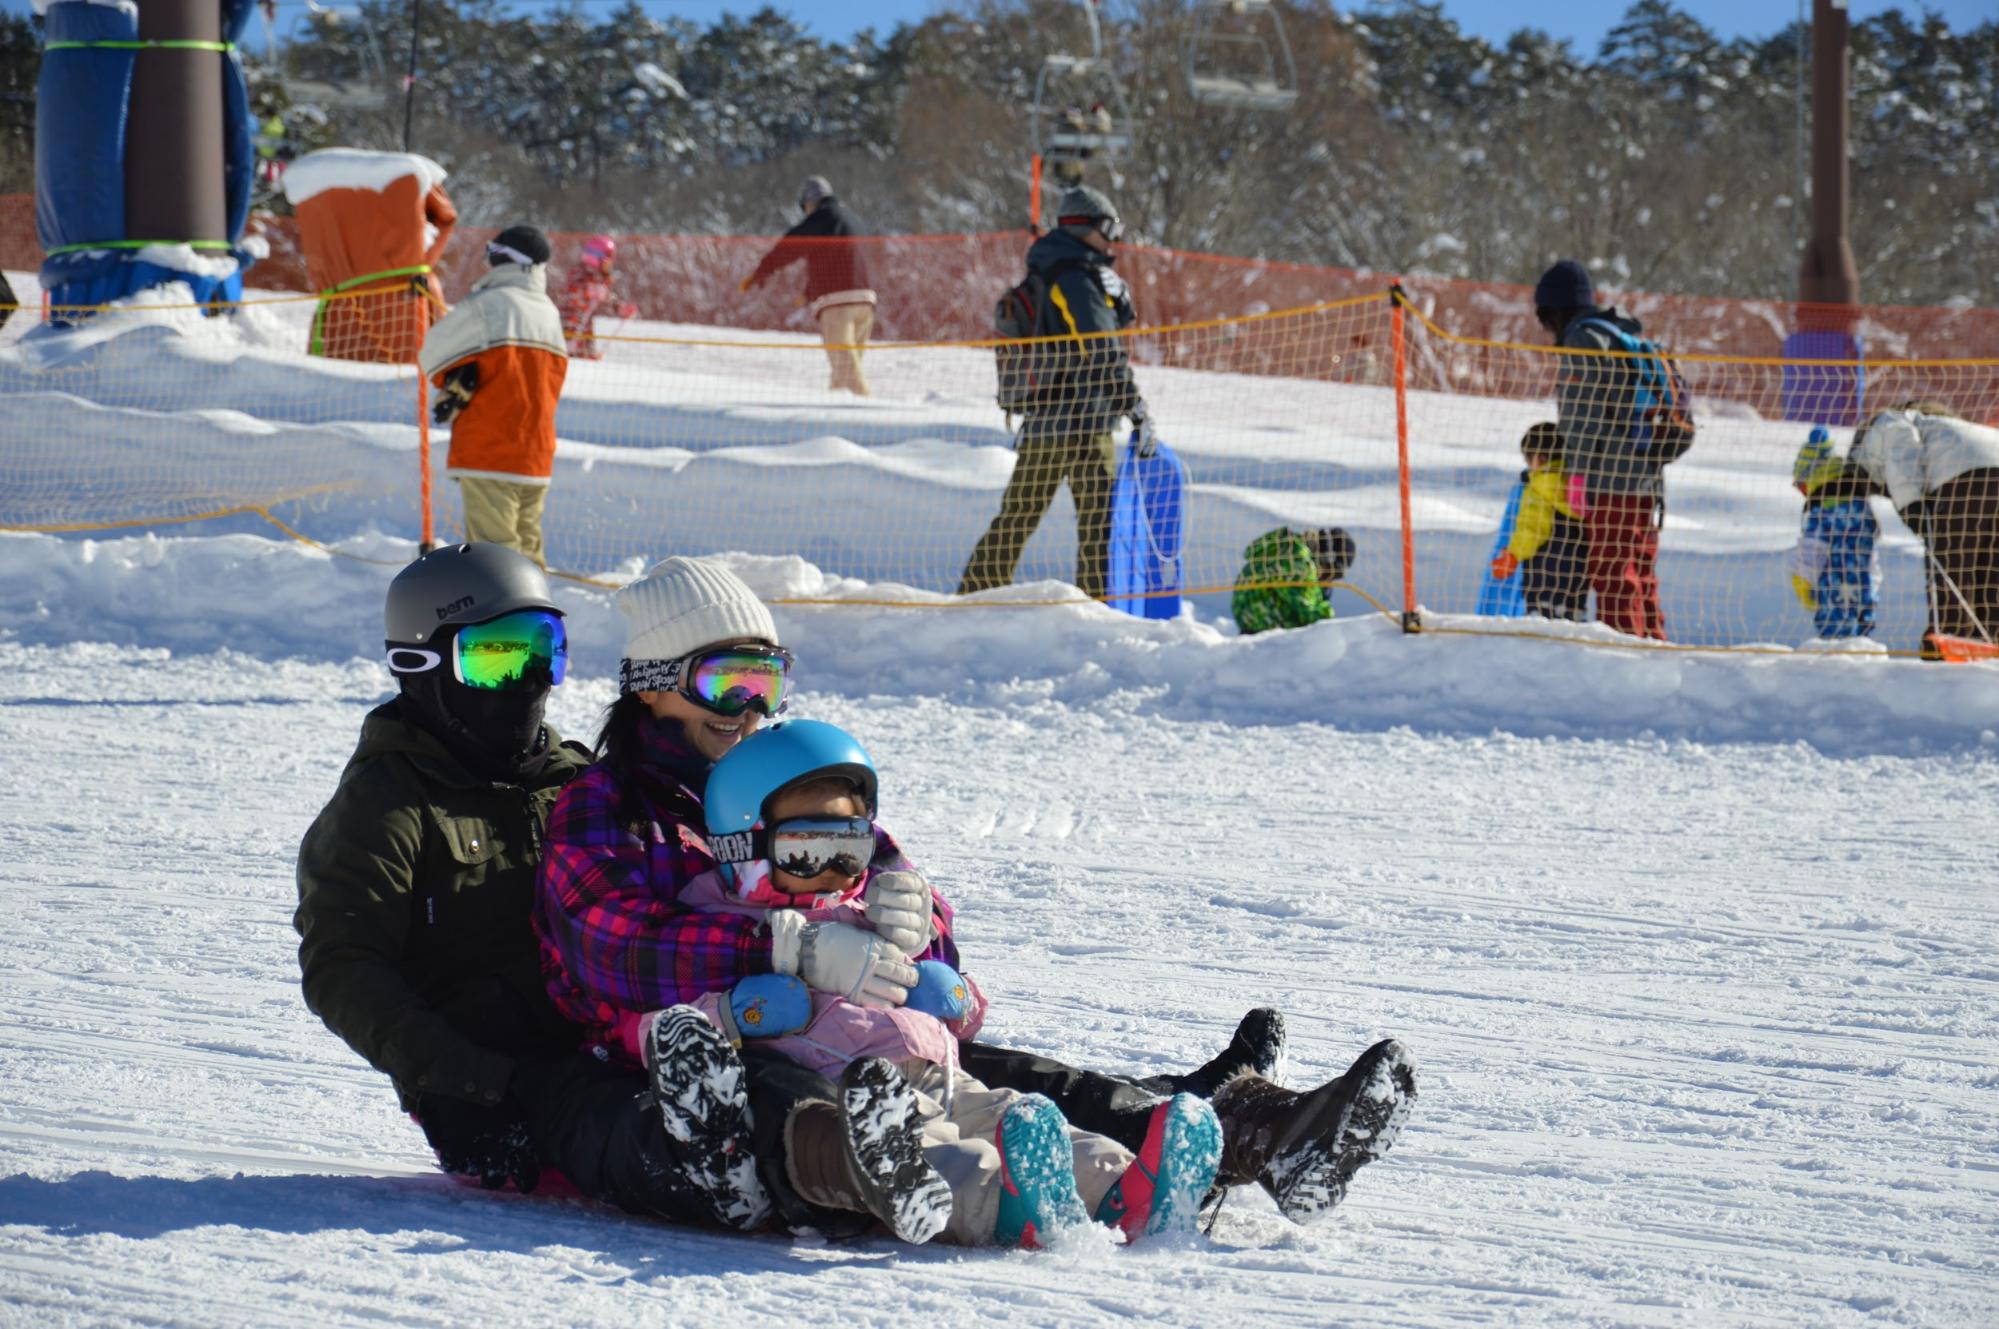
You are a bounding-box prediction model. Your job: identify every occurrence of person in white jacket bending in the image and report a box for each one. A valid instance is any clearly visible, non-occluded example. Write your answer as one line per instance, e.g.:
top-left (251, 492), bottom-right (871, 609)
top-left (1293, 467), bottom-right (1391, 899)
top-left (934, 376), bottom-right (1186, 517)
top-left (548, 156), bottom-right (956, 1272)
top-left (1846, 403), bottom-right (1999, 656)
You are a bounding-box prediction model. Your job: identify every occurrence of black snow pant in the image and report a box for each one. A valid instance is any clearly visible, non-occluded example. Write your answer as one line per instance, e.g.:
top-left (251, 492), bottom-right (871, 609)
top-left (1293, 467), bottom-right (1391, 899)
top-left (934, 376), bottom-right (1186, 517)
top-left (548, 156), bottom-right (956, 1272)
top-left (506, 1052), bottom-right (718, 1224)
top-left (426, 1050), bottom-right (870, 1235)
top-left (738, 1045), bottom-right (872, 1238)
top-left (1520, 513), bottom-right (1589, 621)
top-left (957, 1040), bottom-right (1170, 1154)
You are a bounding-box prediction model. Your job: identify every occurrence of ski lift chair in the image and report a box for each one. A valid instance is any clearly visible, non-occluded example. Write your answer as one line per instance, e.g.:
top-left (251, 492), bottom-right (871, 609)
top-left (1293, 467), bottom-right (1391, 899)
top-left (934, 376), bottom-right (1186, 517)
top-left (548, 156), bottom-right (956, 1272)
top-left (1032, 57), bottom-right (1135, 172)
top-left (1030, 0), bottom-right (1136, 190)
top-left (1183, 0), bottom-right (1300, 112)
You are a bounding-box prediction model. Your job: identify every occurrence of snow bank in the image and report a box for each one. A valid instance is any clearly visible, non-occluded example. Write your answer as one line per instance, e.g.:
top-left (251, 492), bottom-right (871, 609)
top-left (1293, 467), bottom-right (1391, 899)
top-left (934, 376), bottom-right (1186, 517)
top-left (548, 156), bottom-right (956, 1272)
top-left (2, 532), bottom-right (1992, 758)
top-left (281, 148), bottom-right (448, 207)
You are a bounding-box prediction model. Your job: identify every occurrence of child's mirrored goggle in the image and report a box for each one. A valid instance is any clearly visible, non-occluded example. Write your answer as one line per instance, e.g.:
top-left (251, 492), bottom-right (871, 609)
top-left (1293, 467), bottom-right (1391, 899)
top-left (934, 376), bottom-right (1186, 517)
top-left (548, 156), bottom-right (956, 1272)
top-left (680, 646), bottom-right (792, 717)
top-left (765, 816), bottom-right (875, 880)
top-left (387, 609), bottom-right (568, 691)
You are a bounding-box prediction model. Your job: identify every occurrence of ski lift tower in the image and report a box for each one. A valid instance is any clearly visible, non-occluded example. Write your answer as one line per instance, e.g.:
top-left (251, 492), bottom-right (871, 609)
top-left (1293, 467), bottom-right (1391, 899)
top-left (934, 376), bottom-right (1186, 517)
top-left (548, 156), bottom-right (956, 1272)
top-left (1029, 0), bottom-right (1134, 227)
top-left (1183, 0), bottom-right (1299, 112)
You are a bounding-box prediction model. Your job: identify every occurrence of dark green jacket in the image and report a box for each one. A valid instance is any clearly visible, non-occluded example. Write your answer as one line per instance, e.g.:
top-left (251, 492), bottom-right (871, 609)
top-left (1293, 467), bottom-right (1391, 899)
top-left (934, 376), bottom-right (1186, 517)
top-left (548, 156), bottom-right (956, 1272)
top-left (294, 699), bottom-right (589, 1111)
top-left (1231, 528), bottom-right (1333, 635)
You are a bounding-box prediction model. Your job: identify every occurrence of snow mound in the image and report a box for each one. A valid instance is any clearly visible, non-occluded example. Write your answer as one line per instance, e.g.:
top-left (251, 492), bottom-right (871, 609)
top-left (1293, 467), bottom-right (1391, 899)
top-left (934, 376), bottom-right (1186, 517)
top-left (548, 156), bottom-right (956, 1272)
top-left (2, 531), bottom-right (1992, 757)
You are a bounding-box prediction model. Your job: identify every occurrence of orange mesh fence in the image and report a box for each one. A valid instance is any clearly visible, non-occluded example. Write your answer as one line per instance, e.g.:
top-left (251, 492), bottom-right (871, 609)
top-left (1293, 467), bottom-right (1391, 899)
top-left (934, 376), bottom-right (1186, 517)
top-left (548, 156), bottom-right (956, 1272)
top-left (6, 197), bottom-right (1997, 658)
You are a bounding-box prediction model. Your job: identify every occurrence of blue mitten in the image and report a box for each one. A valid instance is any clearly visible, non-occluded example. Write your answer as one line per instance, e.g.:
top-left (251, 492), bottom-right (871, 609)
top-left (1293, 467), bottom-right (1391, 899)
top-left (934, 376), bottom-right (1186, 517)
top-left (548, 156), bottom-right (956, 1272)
top-left (904, 960), bottom-right (970, 1021)
top-left (722, 973), bottom-right (812, 1044)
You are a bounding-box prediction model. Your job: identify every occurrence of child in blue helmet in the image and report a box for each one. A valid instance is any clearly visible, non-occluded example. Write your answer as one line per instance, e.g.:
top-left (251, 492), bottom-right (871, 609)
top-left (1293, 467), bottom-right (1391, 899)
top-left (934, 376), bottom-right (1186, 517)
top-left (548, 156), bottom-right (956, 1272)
top-left (1789, 427), bottom-right (1880, 639)
top-left (684, 718), bottom-right (1223, 1249)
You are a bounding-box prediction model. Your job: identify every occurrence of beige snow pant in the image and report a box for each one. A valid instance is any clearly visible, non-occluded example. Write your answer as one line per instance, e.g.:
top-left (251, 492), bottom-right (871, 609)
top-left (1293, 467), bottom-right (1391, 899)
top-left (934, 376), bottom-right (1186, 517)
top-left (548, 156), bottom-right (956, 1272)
top-left (817, 303), bottom-right (873, 396)
top-left (456, 475), bottom-right (548, 569)
top-left (899, 1059), bottom-right (1131, 1246)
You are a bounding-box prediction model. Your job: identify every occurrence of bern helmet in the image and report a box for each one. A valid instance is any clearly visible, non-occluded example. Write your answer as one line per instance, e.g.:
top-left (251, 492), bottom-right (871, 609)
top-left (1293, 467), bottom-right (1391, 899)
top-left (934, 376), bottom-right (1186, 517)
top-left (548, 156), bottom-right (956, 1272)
top-left (384, 542), bottom-right (560, 649)
top-left (581, 234), bottom-right (617, 269)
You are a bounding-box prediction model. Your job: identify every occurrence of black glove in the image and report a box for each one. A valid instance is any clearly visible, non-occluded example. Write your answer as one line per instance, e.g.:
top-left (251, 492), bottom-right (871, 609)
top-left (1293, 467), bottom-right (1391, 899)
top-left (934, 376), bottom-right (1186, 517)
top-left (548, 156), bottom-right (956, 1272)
top-left (432, 362), bottom-right (478, 425)
top-left (417, 1095), bottom-right (540, 1193)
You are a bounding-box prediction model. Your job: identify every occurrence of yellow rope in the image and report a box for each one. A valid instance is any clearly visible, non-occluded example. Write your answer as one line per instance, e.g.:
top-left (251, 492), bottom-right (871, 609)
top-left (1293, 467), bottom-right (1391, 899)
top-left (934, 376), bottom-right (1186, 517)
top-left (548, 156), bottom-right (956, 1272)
top-left (1391, 296), bottom-right (1999, 369)
top-left (585, 291), bottom-right (1389, 353)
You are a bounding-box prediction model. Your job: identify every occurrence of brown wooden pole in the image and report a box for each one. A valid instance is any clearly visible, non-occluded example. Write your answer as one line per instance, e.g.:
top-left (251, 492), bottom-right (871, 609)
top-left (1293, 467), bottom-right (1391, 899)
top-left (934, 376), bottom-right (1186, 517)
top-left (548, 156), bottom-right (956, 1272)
top-left (1797, 0), bottom-right (1858, 323)
top-left (125, 0), bottom-right (228, 246)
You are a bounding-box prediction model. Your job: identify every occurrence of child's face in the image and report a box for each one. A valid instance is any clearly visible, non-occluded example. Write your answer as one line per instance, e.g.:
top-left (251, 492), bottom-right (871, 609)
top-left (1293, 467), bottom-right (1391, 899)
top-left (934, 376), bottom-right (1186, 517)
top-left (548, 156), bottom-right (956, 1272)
top-left (765, 785), bottom-right (869, 896)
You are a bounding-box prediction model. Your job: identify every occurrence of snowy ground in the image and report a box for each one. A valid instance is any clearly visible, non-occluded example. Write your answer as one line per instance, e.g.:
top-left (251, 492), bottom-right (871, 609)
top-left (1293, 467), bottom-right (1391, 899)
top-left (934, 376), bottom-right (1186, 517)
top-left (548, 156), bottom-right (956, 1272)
top-left (3, 272), bottom-right (1998, 1326)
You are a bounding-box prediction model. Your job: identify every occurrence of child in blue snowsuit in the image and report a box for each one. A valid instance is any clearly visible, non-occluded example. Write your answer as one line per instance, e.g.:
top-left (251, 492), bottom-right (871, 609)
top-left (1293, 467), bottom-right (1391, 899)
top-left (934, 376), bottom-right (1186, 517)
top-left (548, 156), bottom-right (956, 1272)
top-left (1789, 428), bottom-right (1880, 639)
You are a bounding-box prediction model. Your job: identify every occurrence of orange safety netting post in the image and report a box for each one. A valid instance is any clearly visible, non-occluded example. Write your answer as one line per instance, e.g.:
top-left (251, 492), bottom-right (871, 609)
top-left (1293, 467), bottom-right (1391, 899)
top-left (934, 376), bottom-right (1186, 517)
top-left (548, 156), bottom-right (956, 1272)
top-left (1391, 284), bottom-right (1418, 631)
top-left (283, 149), bottom-right (455, 363)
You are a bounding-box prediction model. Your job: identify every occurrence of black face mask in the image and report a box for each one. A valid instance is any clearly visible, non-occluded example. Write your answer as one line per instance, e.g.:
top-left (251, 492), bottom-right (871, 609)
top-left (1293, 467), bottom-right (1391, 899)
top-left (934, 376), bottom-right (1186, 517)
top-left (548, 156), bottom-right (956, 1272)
top-left (401, 673), bottom-right (550, 782)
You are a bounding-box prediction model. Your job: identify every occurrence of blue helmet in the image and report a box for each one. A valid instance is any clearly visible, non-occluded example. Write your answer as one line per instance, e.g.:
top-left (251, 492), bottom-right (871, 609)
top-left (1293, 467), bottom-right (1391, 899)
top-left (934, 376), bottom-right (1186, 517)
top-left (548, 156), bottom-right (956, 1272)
top-left (704, 719), bottom-right (879, 842)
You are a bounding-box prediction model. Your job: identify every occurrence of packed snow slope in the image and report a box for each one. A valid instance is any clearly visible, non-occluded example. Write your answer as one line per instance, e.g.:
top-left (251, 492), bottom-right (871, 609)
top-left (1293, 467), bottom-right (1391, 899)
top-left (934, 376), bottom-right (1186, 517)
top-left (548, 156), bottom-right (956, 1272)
top-left (1, 542), bottom-right (1996, 1327)
top-left (3, 273), bottom-right (1998, 1326)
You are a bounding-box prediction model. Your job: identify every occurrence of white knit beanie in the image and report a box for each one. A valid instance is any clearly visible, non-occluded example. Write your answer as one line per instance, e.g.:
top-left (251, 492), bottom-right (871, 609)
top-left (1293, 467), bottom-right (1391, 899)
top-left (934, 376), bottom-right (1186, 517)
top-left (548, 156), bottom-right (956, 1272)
top-left (617, 557), bottom-right (778, 670)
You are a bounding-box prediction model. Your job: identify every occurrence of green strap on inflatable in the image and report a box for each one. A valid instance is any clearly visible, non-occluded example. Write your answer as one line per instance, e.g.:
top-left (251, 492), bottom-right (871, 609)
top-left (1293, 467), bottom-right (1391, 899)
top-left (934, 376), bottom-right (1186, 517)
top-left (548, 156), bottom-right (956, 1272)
top-left (310, 266), bottom-right (435, 357)
top-left (45, 40), bottom-right (237, 52)
top-left (45, 239), bottom-right (237, 258)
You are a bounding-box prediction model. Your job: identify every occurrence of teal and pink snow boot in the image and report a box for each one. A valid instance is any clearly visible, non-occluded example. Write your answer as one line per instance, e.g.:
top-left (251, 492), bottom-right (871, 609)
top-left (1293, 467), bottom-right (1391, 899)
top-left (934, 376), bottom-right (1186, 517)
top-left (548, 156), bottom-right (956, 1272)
top-left (991, 1094), bottom-right (1089, 1248)
top-left (1093, 1093), bottom-right (1223, 1240)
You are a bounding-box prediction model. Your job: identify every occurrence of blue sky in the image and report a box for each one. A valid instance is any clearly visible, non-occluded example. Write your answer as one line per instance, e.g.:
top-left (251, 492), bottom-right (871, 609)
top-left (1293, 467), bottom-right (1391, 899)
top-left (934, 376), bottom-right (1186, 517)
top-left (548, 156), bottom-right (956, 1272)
top-left (4, 1), bottom-right (1988, 56)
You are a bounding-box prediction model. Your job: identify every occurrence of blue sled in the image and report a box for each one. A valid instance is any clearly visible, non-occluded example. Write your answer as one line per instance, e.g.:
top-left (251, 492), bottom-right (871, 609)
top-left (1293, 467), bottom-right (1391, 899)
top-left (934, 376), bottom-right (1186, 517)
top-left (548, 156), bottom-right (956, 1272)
top-left (1108, 438), bottom-right (1187, 619)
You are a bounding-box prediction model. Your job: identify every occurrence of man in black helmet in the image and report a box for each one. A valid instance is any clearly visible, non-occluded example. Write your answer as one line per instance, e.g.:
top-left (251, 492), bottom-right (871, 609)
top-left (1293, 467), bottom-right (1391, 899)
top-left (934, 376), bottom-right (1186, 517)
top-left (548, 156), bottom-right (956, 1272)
top-left (958, 184), bottom-right (1149, 600)
top-left (294, 542), bottom-right (741, 1227)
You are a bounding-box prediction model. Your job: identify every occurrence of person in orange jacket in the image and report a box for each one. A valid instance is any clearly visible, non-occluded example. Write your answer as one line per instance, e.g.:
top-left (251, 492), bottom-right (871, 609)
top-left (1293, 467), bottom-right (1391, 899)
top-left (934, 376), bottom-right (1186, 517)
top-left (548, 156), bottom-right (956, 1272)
top-left (419, 226), bottom-right (570, 568)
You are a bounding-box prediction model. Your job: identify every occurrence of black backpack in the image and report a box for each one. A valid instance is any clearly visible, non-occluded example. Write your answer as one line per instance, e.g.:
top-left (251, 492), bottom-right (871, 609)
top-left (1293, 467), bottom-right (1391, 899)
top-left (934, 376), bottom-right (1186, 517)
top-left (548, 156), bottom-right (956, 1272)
top-left (994, 259), bottom-right (1084, 413)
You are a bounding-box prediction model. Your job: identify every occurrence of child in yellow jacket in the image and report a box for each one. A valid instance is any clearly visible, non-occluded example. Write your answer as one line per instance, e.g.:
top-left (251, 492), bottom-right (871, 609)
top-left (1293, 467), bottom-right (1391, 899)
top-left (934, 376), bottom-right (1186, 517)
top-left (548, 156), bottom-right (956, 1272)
top-left (1489, 423), bottom-right (1588, 620)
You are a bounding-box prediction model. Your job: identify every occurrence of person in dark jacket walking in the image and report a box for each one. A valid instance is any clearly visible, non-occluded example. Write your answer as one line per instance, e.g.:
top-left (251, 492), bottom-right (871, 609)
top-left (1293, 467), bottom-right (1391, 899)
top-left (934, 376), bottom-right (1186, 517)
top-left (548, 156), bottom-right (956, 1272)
top-left (295, 543), bottom-right (775, 1231)
top-left (958, 185), bottom-right (1148, 600)
top-left (1534, 259), bottom-right (1692, 639)
top-left (741, 175), bottom-right (876, 395)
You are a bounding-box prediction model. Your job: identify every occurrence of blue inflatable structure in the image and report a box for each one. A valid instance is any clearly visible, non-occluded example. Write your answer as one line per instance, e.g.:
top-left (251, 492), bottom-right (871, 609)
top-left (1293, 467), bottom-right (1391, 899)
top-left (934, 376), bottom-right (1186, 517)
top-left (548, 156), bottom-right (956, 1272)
top-left (35, 0), bottom-right (258, 316)
top-left (1107, 438), bottom-right (1187, 619)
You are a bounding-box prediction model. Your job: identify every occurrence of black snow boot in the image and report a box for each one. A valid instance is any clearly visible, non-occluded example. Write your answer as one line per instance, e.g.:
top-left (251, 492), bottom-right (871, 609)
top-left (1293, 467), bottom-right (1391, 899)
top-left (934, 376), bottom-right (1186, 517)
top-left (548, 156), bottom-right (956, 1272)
top-left (786, 1057), bottom-right (952, 1245)
top-left (1211, 1037), bottom-right (1417, 1224)
top-left (646, 1005), bottom-right (770, 1231)
top-left (1146, 1007), bottom-right (1289, 1100)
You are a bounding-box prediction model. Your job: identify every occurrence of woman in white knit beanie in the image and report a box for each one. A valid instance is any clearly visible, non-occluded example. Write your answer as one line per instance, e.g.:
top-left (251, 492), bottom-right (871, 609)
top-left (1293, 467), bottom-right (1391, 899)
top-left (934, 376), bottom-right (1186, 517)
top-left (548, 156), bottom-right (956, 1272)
top-left (605, 555), bottom-right (789, 765)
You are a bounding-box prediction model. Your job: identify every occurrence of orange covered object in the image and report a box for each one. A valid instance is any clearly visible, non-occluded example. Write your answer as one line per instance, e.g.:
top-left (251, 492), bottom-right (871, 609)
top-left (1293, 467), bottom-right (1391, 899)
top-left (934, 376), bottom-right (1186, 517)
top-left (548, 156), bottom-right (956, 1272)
top-left (283, 149), bottom-right (456, 362)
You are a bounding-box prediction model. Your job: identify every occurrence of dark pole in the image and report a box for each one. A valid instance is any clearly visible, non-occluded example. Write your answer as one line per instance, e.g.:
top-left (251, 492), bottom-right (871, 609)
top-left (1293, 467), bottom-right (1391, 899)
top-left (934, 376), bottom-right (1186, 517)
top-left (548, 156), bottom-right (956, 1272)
top-left (126, 0), bottom-right (227, 247)
top-left (1797, 0), bottom-right (1858, 320)
top-left (402, 0), bottom-right (422, 152)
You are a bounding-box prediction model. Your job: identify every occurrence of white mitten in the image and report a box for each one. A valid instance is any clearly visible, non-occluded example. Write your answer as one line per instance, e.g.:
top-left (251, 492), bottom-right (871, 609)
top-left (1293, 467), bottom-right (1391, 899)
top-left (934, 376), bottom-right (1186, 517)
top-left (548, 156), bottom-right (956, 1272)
top-left (768, 912), bottom-right (915, 1009)
top-left (863, 869), bottom-right (936, 955)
